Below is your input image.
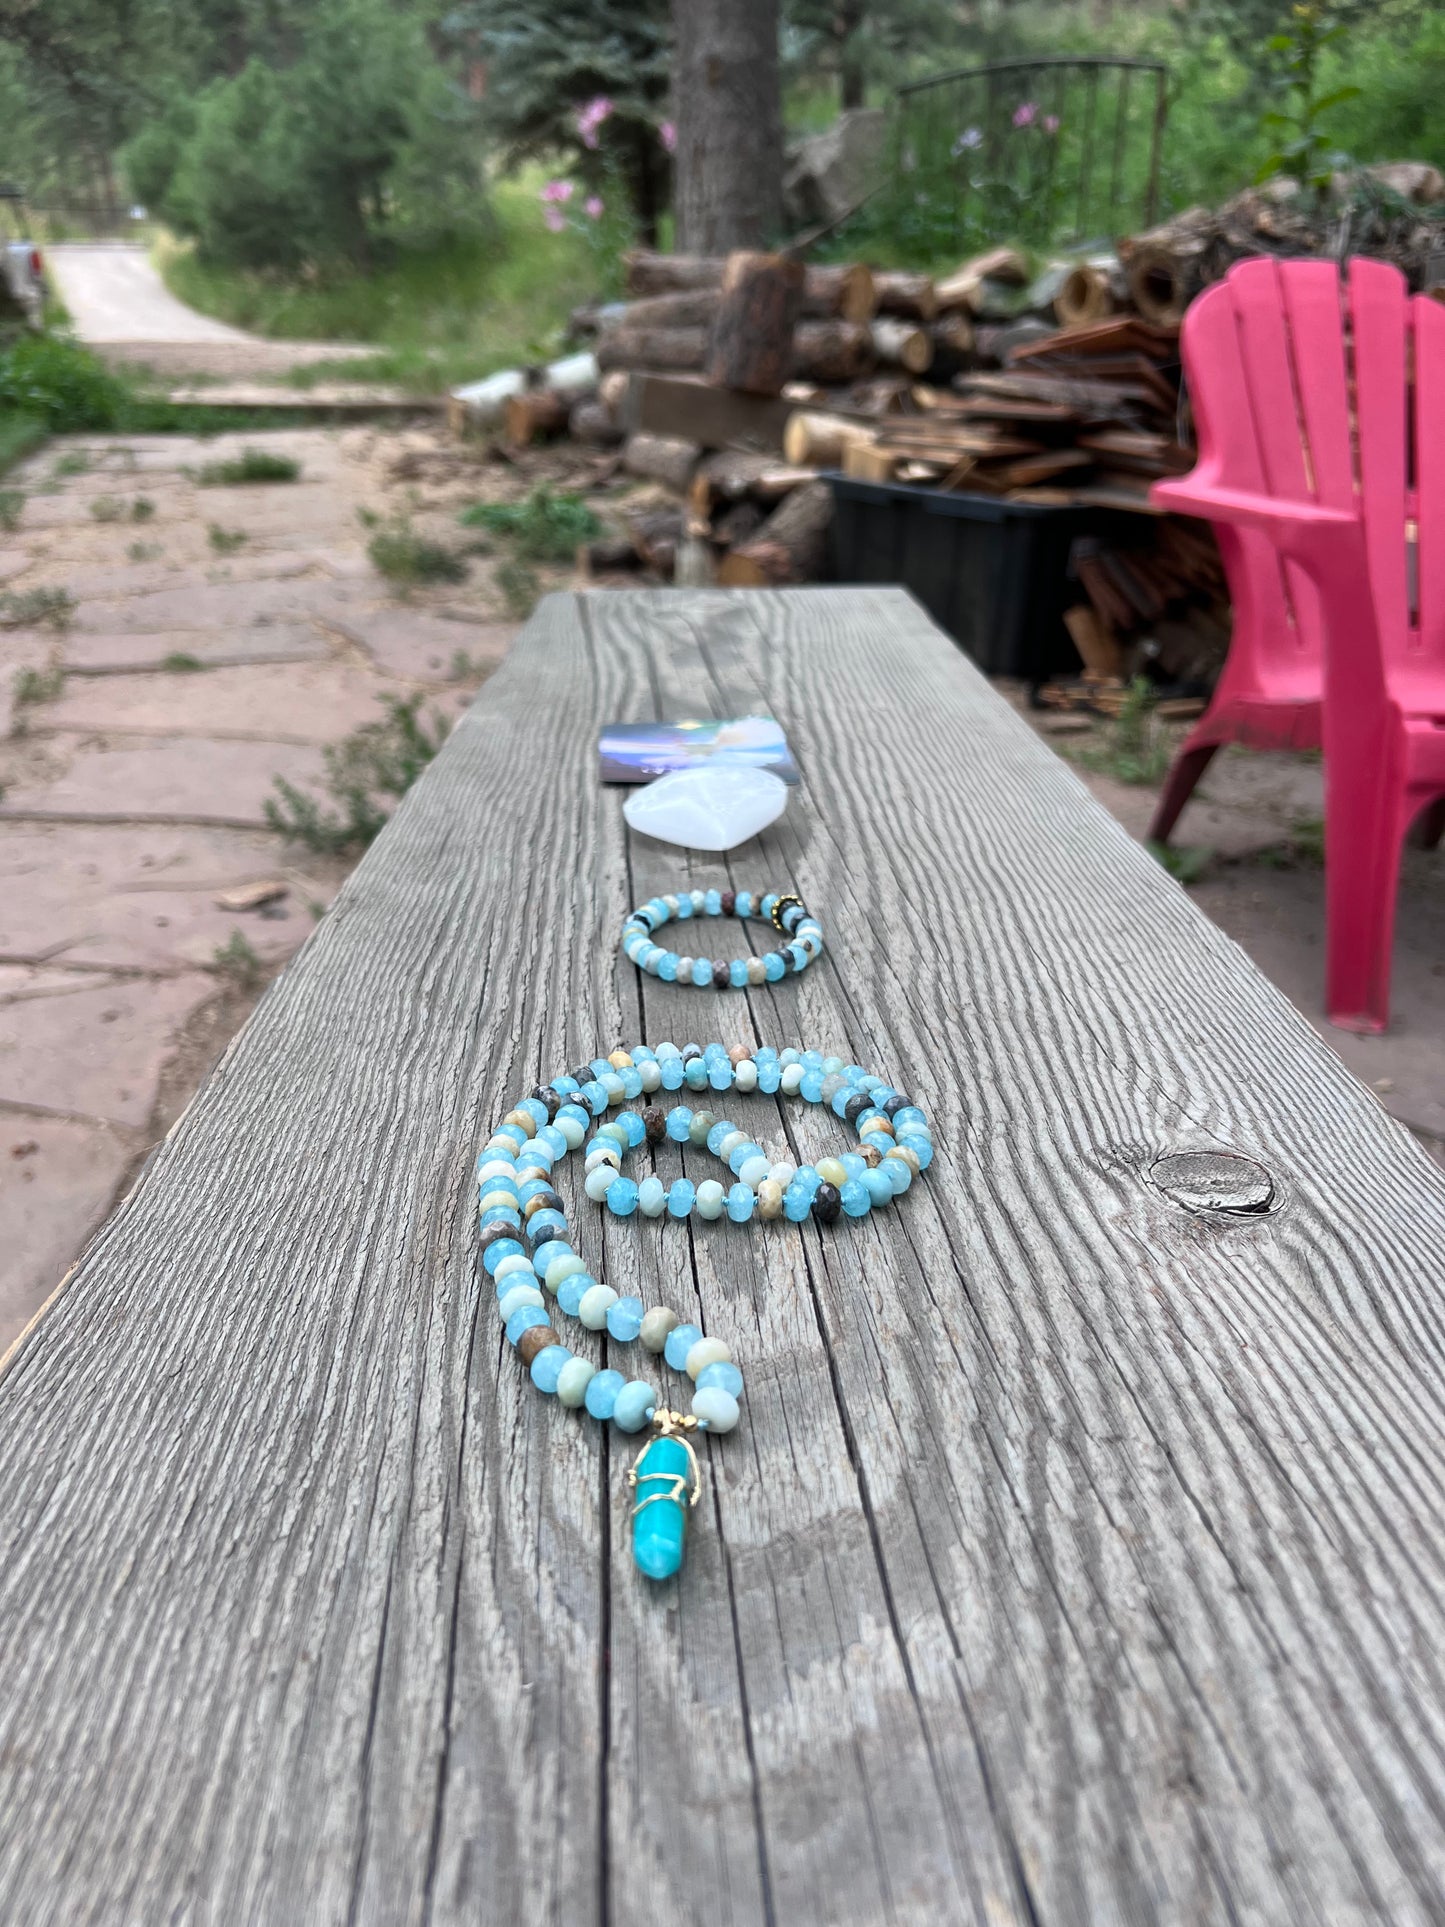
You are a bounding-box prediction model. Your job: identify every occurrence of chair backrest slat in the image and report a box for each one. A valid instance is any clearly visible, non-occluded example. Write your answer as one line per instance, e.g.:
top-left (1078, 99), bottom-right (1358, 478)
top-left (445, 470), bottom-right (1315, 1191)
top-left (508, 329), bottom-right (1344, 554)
top-left (1414, 293), bottom-right (1445, 661)
top-left (1349, 259), bottom-right (1413, 657)
top-left (1279, 262), bottom-right (1355, 512)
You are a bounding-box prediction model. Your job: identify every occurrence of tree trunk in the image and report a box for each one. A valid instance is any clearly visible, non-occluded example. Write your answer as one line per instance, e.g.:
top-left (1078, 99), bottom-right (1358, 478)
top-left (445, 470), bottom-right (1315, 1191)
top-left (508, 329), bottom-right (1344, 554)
top-left (596, 326), bottom-right (708, 374)
top-left (790, 321), bottom-right (874, 383)
top-left (672, 0), bottom-right (784, 253)
top-left (705, 252), bottom-right (804, 395)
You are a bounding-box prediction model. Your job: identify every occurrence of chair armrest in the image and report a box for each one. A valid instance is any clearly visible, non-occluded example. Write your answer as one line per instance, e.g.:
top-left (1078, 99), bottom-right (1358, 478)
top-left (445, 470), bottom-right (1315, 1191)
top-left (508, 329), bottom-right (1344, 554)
top-left (1152, 477), bottom-right (1359, 566)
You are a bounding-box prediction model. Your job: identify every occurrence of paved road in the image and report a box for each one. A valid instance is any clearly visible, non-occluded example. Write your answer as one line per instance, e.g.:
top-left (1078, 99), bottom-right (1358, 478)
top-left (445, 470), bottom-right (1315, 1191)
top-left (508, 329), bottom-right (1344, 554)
top-left (46, 244), bottom-right (252, 344)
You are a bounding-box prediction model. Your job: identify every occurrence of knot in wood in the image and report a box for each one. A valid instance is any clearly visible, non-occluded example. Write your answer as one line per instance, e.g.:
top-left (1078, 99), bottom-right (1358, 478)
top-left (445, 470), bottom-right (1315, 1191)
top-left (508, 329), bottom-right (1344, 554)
top-left (1149, 1150), bottom-right (1275, 1216)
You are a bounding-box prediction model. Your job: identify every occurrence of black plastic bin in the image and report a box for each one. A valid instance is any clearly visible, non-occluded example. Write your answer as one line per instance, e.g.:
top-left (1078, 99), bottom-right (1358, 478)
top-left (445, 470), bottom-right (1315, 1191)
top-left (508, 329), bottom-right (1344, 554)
top-left (826, 473), bottom-right (1099, 681)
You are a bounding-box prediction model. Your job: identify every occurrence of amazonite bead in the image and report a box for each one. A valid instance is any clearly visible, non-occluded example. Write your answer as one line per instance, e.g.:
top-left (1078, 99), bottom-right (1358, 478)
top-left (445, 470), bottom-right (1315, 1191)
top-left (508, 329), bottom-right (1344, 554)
top-left (738, 1154), bottom-right (770, 1190)
top-left (613, 1381), bottom-right (657, 1433)
top-left (780, 1063), bottom-right (805, 1095)
top-left (733, 1060), bottom-right (758, 1092)
top-left (556, 1356), bottom-right (597, 1407)
top-left (585, 1368), bottom-right (624, 1420)
top-left (640, 1306), bottom-right (678, 1353)
top-left (530, 1345), bottom-right (570, 1394)
top-left (816, 1157), bottom-right (848, 1187)
top-left (493, 1252), bottom-right (534, 1285)
top-left (692, 1386), bottom-right (741, 1433)
top-left (584, 1165), bottom-right (616, 1202)
top-left (685, 1335), bottom-right (731, 1380)
top-left (545, 1252), bottom-right (586, 1291)
top-left (695, 1180), bottom-right (725, 1220)
top-left (665, 1322), bottom-right (703, 1370)
top-left (638, 1176), bottom-right (667, 1218)
top-left (498, 1282), bottom-right (545, 1323)
top-left (696, 1359), bottom-right (744, 1399)
top-left (579, 1283), bottom-right (618, 1330)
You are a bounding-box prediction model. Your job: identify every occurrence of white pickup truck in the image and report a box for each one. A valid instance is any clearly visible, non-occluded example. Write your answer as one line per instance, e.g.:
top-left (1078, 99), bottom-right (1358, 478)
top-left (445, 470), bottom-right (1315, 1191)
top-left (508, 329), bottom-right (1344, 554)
top-left (0, 186), bottom-right (47, 334)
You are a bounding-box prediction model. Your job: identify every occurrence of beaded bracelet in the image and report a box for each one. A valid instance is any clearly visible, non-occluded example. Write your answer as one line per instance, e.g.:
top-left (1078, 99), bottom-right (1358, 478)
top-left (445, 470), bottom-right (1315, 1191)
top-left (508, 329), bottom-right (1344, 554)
top-left (620, 888), bottom-right (823, 987)
top-left (478, 1040), bottom-right (934, 1583)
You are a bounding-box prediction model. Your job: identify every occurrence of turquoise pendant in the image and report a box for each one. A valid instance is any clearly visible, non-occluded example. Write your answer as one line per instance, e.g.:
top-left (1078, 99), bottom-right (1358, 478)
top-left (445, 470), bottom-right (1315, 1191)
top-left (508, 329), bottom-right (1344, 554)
top-left (628, 1414), bottom-right (701, 1580)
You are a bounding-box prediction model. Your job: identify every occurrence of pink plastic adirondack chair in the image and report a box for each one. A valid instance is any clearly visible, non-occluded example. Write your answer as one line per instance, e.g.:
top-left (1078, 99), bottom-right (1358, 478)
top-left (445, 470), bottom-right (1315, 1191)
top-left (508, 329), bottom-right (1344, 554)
top-left (1149, 254), bottom-right (1445, 1034)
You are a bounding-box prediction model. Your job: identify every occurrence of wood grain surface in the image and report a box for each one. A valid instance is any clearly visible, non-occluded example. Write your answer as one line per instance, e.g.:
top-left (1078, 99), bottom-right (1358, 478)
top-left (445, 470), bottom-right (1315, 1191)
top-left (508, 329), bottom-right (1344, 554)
top-left (3, 587), bottom-right (1445, 1926)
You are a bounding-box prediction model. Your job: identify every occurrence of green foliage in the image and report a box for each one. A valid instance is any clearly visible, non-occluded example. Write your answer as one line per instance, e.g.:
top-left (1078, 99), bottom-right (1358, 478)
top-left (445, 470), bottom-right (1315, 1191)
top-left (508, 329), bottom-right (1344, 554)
top-left (195, 447), bottom-right (300, 484)
top-left (367, 516), bottom-right (468, 585)
top-left (52, 449), bottom-right (90, 476)
top-left (89, 494), bottom-right (124, 521)
top-left (128, 539), bottom-right (161, 561)
top-left (0, 585), bottom-right (74, 629)
top-left (0, 489), bottom-right (22, 530)
top-left (211, 929), bottom-right (263, 988)
top-left (131, 496), bottom-right (155, 520)
top-left (1071, 680), bottom-right (1173, 787)
top-left (207, 521), bottom-right (247, 552)
top-left (161, 651), bottom-right (204, 671)
top-left (12, 661), bottom-right (66, 708)
top-left (126, 0), bottom-right (486, 271)
top-left (0, 334), bottom-right (127, 433)
top-left (264, 693), bottom-right (450, 852)
top-left (1149, 840), bottom-right (1214, 884)
top-left (1256, 4), bottom-right (1359, 196)
top-left (495, 555), bottom-right (540, 618)
top-left (0, 412), bottom-right (47, 478)
top-left (459, 486), bottom-right (601, 562)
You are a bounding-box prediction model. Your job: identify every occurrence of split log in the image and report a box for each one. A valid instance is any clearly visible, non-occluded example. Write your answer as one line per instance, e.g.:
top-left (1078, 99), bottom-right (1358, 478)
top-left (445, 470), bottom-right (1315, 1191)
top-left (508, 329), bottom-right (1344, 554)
top-left (447, 368), bottom-right (526, 438)
top-left (935, 247), bottom-right (1030, 311)
top-left (715, 480), bottom-right (834, 587)
top-left (872, 271), bottom-right (938, 321)
top-left (705, 252), bottom-right (805, 395)
top-left (841, 439), bottom-right (899, 482)
top-left (1054, 258), bottom-right (1126, 329)
top-left (689, 451), bottom-right (818, 517)
top-left (783, 410), bottom-right (875, 469)
top-left (622, 434), bottom-right (701, 493)
top-left (568, 399), bottom-right (625, 447)
top-left (606, 289), bottom-right (719, 330)
top-left (711, 499), bottom-right (767, 549)
top-left (623, 250), bottom-right (875, 320)
top-left (869, 319), bottom-right (933, 375)
top-left (928, 311), bottom-right (976, 381)
top-left (598, 370), bottom-right (631, 420)
top-left (625, 374), bottom-right (794, 451)
top-left (791, 320), bottom-right (874, 383)
top-left (596, 326), bottom-right (707, 374)
top-left (504, 390), bottom-right (569, 446)
top-left (1119, 209), bottom-right (1222, 326)
top-left (540, 351), bottom-right (599, 404)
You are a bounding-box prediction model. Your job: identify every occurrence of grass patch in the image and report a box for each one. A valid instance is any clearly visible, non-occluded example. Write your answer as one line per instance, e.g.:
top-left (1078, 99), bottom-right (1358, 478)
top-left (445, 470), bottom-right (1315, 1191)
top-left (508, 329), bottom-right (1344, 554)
top-left (495, 557), bottom-right (541, 619)
top-left (162, 652), bottom-right (205, 672)
top-left (459, 486), bottom-right (601, 563)
top-left (156, 172), bottom-right (604, 392)
top-left (265, 694), bottom-right (449, 853)
top-left (195, 448), bottom-right (301, 486)
top-left (1149, 841), bottom-right (1213, 885)
top-left (131, 497), bottom-right (156, 521)
top-left (211, 929), bottom-right (263, 989)
top-left (0, 488), bottom-right (22, 531)
top-left (128, 540), bottom-right (163, 562)
top-left (12, 662), bottom-right (66, 710)
top-left (1070, 680), bottom-right (1173, 788)
top-left (208, 523), bottom-right (248, 554)
top-left (53, 450), bottom-right (90, 478)
top-left (367, 516), bottom-right (468, 586)
top-left (89, 495), bottom-right (125, 522)
top-left (0, 412), bottom-right (48, 477)
top-left (0, 586), bottom-right (74, 631)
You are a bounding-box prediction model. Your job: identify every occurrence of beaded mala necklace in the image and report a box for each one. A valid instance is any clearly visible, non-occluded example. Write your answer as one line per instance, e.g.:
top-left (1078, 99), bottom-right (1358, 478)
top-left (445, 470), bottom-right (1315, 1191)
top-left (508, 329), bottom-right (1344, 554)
top-left (620, 888), bottom-right (823, 987)
top-left (478, 1040), bottom-right (934, 1582)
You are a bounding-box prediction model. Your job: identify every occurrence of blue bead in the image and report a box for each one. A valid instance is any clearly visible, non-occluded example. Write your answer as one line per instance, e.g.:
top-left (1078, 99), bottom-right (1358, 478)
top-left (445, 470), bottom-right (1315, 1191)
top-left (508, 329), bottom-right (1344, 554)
top-left (557, 1273), bottom-right (592, 1317)
top-left (496, 1122), bottom-right (528, 1147)
top-left (526, 1208), bottom-right (567, 1242)
top-left (667, 1179), bottom-right (696, 1218)
top-left (606, 1176), bottom-right (640, 1217)
top-left (726, 1183), bottom-right (755, 1223)
top-left (620, 1065), bottom-right (644, 1099)
top-left (516, 1177), bottom-right (550, 1204)
top-left (704, 888), bottom-right (722, 914)
top-left (613, 1380), bottom-right (657, 1434)
top-left (729, 959), bottom-right (749, 987)
top-left (505, 1304), bottom-right (551, 1345)
top-left (579, 1080), bottom-right (608, 1114)
top-left (708, 1063), bottom-right (732, 1090)
top-left (831, 1088), bottom-right (852, 1117)
top-left (481, 1237), bottom-right (525, 1275)
top-left (479, 1205), bottom-right (522, 1231)
top-left (585, 1369), bottom-right (625, 1420)
top-left (531, 1239), bottom-right (573, 1274)
top-left (883, 1156), bottom-right (912, 1194)
top-left (675, 896), bottom-right (693, 919)
top-left (894, 1106), bottom-right (927, 1129)
top-left (553, 1075), bottom-right (581, 1093)
top-left (693, 958), bottom-right (713, 986)
top-left (530, 1345), bottom-right (571, 1394)
top-left (518, 1139), bottom-right (554, 1169)
top-left (840, 1178), bottom-right (871, 1218)
top-left (794, 1166), bottom-right (822, 1198)
top-left (800, 1070), bottom-right (825, 1103)
top-left (537, 1125), bottom-right (568, 1158)
top-left (757, 1062), bottom-right (781, 1094)
top-left (660, 1051), bottom-right (683, 1083)
top-left (665, 1106), bottom-right (693, 1142)
top-left (863, 1168), bottom-right (894, 1206)
top-left (630, 1044), bottom-right (656, 1063)
top-left (763, 952), bottom-right (786, 981)
top-left (735, 891), bottom-right (753, 916)
top-left (707, 1120), bottom-right (733, 1155)
top-left (520, 1097), bottom-right (549, 1126)
top-left (683, 1059), bottom-right (708, 1089)
top-left (696, 1360), bottom-right (744, 1399)
top-left (841, 1153), bottom-right (866, 1179)
top-left (728, 1140), bottom-right (760, 1175)
top-left (783, 1184), bottom-right (812, 1222)
top-left (658, 954), bottom-right (679, 984)
top-left (754, 1046), bottom-right (778, 1066)
top-left (899, 1134), bottom-right (933, 1170)
top-left (821, 1056), bottom-right (845, 1076)
top-left (800, 1050), bottom-right (824, 1070)
top-left (607, 1295), bottom-right (645, 1342)
top-left (665, 1323), bottom-right (703, 1371)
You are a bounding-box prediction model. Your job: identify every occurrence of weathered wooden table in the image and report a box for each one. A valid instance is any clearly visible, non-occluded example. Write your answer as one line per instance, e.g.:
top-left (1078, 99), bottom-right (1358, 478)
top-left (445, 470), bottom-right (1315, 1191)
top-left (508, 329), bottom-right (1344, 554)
top-left (3, 588), bottom-right (1445, 1926)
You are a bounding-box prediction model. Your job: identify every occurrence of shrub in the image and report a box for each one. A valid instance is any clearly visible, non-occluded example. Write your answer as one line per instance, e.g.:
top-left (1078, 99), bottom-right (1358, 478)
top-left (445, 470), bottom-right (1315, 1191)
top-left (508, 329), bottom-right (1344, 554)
top-left (460, 486), bottom-right (602, 562)
top-left (195, 448), bottom-right (300, 485)
top-left (0, 333), bottom-right (128, 433)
